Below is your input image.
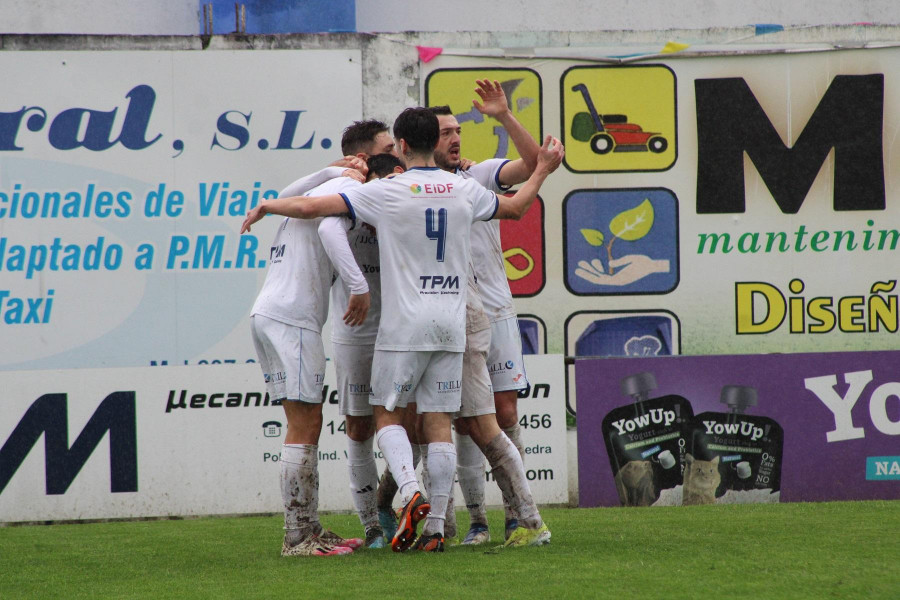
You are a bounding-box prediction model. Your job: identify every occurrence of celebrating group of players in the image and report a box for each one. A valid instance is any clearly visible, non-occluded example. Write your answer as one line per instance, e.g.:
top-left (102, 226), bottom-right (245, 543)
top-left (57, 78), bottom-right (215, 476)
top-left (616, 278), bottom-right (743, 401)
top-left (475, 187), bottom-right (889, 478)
top-left (240, 80), bottom-right (564, 556)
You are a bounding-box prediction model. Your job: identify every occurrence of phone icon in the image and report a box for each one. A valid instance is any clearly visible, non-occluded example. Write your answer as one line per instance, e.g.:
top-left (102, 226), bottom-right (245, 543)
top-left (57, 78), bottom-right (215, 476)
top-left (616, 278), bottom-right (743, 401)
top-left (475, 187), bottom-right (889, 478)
top-left (262, 421), bottom-right (282, 438)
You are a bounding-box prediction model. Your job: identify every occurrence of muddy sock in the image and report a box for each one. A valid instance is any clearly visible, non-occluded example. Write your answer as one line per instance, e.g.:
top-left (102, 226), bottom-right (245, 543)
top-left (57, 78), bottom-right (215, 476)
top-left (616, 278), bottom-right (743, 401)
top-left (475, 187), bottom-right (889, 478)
top-left (281, 444), bottom-right (319, 543)
top-left (483, 433), bottom-right (542, 529)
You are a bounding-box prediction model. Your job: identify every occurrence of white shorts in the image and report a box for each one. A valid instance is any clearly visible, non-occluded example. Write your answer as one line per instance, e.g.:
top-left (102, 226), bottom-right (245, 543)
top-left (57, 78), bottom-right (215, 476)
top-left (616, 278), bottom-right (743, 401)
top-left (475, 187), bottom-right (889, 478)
top-left (487, 317), bottom-right (529, 392)
top-left (371, 349), bottom-right (462, 414)
top-left (458, 326), bottom-right (495, 418)
top-left (333, 342), bottom-right (375, 416)
top-left (250, 314), bottom-right (325, 403)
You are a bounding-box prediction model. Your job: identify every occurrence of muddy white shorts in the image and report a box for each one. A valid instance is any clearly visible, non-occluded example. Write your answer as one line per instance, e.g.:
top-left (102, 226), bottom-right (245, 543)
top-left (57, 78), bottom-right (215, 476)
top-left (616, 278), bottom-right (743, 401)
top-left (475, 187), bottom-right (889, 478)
top-left (250, 314), bottom-right (325, 403)
top-left (371, 349), bottom-right (462, 414)
top-left (487, 316), bottom-right (529, 392)
top-left (333, 341), bottom-right (375, 416)
top-left (458, 326), bottom-right (495, 418)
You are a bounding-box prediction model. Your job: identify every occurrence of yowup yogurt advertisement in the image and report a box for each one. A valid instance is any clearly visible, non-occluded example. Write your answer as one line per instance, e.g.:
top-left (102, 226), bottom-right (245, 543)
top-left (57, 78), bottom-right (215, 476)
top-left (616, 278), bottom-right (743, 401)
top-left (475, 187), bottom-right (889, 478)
top-left (575, 351), bottom-right (899, 507)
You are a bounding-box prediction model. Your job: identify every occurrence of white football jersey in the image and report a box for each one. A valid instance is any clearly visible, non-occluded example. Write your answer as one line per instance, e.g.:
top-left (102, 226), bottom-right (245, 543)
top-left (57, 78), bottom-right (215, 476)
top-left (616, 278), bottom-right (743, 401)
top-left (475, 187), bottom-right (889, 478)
top-left (250, 177), bottom-right (360, 331)
top-left (460, 159), bottom-right (518, 322)
top-left (330, 219), bottom-right (380, 344)
top-left (340, 167), bottom-right (498, 351)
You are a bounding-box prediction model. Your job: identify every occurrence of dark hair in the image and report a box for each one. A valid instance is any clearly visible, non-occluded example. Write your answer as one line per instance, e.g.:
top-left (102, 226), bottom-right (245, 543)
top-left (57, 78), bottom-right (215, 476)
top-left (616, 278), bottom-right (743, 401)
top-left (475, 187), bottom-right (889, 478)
top-left (392, 107), bottom-right (439, 154)
top-left (428, 105), bottom-right (453, 116)
top-left (341, 119), bottom-right (389, 156)
top-left (366, 153), bottom-right (404, 179)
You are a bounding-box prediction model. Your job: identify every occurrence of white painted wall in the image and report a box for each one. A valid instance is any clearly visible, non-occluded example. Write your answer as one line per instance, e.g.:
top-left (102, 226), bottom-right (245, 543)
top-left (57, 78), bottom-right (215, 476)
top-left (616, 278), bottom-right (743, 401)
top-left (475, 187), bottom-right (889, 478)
top-left (357, 0), bottom-right (900, 33)
top-left (2, 0), bottom-right (898, 36)
top-left (0, 0), bottom-right (199, 35)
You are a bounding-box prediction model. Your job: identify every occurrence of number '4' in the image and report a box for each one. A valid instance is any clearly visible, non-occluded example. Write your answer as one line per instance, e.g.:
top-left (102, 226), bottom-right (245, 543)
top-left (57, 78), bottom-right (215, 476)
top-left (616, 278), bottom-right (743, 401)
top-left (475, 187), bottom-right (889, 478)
top-left (425, 208), bottom-right (447, 261)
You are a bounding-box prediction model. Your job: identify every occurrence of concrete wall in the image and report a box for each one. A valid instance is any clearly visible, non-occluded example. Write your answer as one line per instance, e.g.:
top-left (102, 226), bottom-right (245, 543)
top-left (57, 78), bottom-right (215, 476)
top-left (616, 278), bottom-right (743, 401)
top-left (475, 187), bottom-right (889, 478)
top-left (357, 0), bottom-right (900, 32)
top-left (2, 0), bottom-right (898, 36)
top-left (3, 25), bottom-right (900, 126)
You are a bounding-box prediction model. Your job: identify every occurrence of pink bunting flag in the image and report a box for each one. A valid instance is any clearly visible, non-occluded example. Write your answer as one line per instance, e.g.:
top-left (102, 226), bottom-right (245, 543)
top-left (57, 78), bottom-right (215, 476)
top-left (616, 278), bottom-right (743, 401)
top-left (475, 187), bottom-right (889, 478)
top-left (417, 46), bottom-right (443, 63)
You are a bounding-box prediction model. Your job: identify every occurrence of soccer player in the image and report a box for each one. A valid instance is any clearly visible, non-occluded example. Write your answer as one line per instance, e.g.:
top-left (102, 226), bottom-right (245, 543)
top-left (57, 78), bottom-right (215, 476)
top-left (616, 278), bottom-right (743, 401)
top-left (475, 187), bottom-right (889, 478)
top-left (249, 173), bottom-right (368, 558)
top-left (249, 120), bottom-right (395, 558)
top-left (241, 107), bottom-right (563, 552)
top-left (321, 153), bottom-right (405, 549)
top-left (432, 80), bottom-right (541, 544)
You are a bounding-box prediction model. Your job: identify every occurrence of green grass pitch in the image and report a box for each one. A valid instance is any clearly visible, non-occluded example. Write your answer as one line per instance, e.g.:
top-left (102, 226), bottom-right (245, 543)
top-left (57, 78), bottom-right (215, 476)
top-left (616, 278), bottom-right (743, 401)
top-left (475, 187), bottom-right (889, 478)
top-left (1, 501), bottom-right (897, 599)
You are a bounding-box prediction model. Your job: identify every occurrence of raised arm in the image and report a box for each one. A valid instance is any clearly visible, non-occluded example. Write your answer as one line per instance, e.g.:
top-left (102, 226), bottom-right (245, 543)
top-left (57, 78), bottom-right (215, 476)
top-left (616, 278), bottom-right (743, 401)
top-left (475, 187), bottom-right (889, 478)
top-left (473, 79), bottom-right (540, 186)
top-left (240, 193), bottom-right (348, 233)
top-left (494, 135), bottom-right (564, 220)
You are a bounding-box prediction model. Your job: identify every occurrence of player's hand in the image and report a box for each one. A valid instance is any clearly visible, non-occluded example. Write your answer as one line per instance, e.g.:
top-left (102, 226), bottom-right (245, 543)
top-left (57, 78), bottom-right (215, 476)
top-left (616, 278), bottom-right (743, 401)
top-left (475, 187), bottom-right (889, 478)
top-left (341, 168), bottom-right (365, 183)
top-left (459, 157), bottom-right (477, 171)
top-left (537, 135), bottom-right (564, 175)
top-left (241, 204), bottom-right (267, 233)
top-left (330, 155), bottom-right (369, 177)
top-left (473, 79), bottom-right (510, 119)
top-left (343, 292), bottom-right (370, 326)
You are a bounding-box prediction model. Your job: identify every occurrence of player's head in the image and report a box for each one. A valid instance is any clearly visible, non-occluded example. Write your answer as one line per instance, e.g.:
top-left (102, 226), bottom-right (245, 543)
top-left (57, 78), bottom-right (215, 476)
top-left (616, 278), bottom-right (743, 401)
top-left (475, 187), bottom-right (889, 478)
top-left (341, 119), bottom-right (396, 158)
top-left (366, 153), bottom-right (405, 181)
top-left (392, 107), bottom-right (439, 160)
top-left (428, 105), bottom-right (461, 171)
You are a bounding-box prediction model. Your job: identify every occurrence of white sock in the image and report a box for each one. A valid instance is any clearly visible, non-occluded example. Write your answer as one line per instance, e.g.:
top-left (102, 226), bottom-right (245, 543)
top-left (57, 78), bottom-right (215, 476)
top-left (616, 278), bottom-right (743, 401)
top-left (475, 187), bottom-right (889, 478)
top-left (347, 437), bottom-right (379, 530)
top-left (281, 444), bottom-right (319, 541)
top-left (503, 423), bottom-right (526, 460)
top-left (422, 442), bottom-right (456, 536)
top-left (420, 444), bottom-right (430, 495)
top-left (376, 425), bottom-right (419, 506)
top-left (484, 433), bottom-right (542, 529)
top-left (413, 443), bottom-right (426, 469)
top-left (455, 432), bottom-right (487, 525)
top-left (502, 424), bottom-right (525, 521)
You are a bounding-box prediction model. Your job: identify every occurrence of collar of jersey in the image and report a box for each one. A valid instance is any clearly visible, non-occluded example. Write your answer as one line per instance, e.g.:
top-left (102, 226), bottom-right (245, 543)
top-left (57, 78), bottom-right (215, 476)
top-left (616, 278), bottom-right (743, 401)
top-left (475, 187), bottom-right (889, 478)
top-left (408, 166), bottom-right (442, 171)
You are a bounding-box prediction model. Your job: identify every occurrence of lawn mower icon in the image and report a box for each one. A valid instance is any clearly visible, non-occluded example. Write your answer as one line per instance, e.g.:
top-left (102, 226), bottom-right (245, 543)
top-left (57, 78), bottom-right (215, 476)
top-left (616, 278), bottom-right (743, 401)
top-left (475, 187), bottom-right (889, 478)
top-left (570, 83), bottom-right (668, 155)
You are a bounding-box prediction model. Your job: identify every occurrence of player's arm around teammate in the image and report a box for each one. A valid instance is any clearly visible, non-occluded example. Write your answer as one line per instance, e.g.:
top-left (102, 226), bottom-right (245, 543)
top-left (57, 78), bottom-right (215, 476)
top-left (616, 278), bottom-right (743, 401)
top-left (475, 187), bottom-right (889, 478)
top-left (241, 135), bottom-right (563, 234)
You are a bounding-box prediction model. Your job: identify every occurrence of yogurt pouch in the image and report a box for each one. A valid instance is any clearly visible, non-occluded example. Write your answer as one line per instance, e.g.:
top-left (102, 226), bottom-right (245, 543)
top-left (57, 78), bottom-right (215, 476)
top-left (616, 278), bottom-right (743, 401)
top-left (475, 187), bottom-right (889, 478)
top-left (601, 372), bottom-right (694, 506)
top-left (686, 385), bottom-right (784, 504)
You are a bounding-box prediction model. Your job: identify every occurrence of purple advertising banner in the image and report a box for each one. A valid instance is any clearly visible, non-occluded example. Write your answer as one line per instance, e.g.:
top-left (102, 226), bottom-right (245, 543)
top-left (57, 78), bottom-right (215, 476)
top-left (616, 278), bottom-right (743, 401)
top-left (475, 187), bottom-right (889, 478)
top-left (575, 350), bottom-right (900, 507)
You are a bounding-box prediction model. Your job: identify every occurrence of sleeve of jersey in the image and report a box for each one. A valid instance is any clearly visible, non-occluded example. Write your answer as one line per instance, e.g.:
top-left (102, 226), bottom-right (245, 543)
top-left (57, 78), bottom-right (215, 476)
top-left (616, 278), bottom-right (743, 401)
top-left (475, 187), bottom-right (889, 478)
top-left (469, 181), bottom-right (499, 221)
top-left (339, 183), bottom-right (381, 226)
top-left (469, 159), bottom-right (512, 193)
top-left (318, 217), bottom-right (368, 295)
top-left (278, 167), bottom-right (345, 198)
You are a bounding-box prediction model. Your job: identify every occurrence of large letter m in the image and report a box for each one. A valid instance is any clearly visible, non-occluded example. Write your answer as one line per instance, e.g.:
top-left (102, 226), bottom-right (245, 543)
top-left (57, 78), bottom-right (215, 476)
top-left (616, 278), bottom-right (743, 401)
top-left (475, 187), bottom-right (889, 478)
top-left (695, 74), bottom-right (884, 214)
top-left (0, 392), bottom-right (137, 495)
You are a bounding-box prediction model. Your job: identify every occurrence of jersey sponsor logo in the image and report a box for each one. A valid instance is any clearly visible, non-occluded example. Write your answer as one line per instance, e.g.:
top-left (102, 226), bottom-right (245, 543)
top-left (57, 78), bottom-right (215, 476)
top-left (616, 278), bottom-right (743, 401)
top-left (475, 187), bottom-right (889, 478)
top-left (488, 360), bottom-right (514, 374)
top-left (270, 244), bottom-right (285, 263)
top-left (394, 381), bottom-right (413, 393)
top-left (354, 233), bottom-right (377, 245)
top-left (349, 383), bottom-right (373, 394)
top-left (436, 379), bottom-right (461, 392)
top-left (264, 371), bottom-right (286, 383)
top-left (419, 274), bottom-right (460, 289)
top-left (410, 182), bottom-right (455, 195)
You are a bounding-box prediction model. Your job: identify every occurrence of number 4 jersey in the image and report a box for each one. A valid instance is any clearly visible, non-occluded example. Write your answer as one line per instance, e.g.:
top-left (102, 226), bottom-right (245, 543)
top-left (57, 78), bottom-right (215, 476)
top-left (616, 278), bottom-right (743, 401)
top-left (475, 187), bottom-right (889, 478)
top-left (340, 166), bottom-right (498, 352)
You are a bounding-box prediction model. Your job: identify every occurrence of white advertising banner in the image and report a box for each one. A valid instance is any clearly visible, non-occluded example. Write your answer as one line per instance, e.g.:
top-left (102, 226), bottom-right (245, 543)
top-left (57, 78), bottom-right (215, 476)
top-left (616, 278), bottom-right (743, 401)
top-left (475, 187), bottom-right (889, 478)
top-left (0, 355), bottom-right (567, 522)
top-left (0, 49), bottom-right (361, 370)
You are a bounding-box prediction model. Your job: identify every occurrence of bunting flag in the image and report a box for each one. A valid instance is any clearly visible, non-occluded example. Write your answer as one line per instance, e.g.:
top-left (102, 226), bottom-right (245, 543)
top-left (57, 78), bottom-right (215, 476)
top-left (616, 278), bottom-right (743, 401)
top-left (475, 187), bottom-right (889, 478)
top-left (417, 46), bottom-right (443, 63)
